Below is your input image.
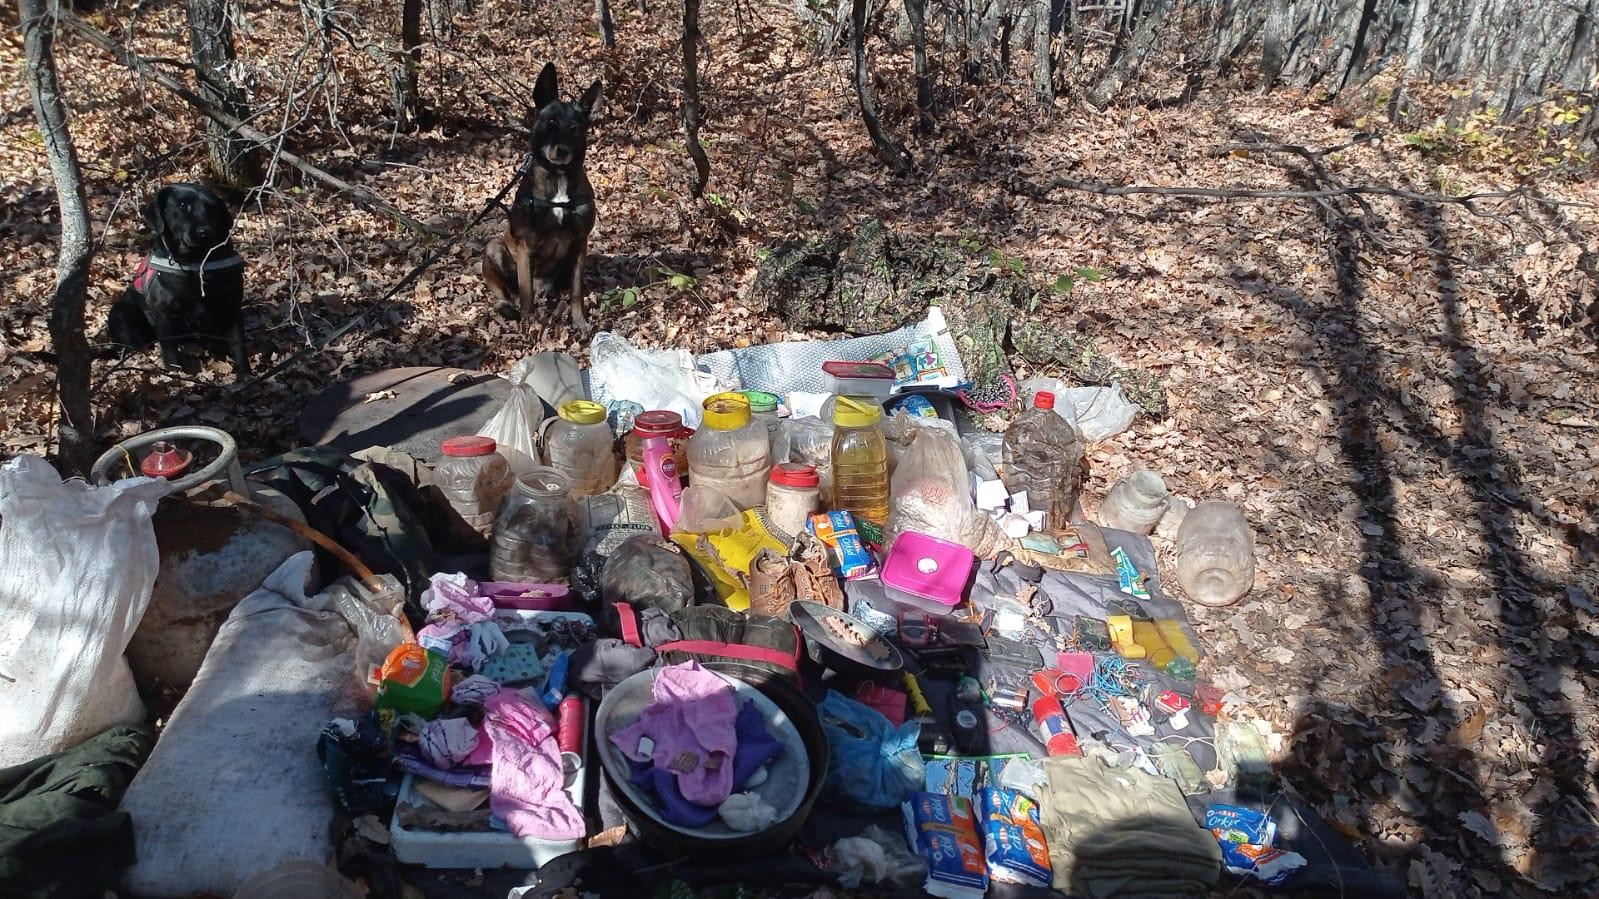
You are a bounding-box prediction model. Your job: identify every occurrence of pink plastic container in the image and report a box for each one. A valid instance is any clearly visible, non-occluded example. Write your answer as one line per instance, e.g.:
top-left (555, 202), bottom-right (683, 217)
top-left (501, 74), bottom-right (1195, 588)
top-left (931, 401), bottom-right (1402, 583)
top-left (878, 532), bottom-right (975, 617)
top-left (480, 582), bottom-right (572, 611)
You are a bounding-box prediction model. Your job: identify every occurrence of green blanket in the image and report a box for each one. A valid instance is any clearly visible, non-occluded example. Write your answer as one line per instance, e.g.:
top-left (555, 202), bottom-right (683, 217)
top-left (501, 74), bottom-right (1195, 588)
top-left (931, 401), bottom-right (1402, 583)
top-left (0, 726), bottom-right (154, 899)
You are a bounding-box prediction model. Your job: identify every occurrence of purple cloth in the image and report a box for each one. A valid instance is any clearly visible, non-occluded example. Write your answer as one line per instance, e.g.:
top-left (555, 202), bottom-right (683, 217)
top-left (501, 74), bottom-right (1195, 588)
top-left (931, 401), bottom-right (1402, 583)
top-left (628, 699), bottom-right (787, 828)
top-left (396, 749), bottom-right (493, 789)
top-left (610, 661), bottom-right (738, 806)
top-left (483, 690), bottom-right (585, 840)
top-left (424, 572), bottom-right (496, 619)
top-left (418, 717), bottom-right (480, 769)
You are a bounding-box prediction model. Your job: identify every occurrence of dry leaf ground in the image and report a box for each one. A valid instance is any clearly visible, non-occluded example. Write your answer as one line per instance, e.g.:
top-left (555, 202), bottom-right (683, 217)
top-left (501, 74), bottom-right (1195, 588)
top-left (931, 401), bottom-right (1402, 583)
top-left (2, 1), bottom-right (1597, 894)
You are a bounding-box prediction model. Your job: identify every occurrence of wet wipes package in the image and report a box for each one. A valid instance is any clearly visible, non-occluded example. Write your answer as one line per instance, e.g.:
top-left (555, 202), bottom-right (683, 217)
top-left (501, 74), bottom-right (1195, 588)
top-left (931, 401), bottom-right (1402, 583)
top-left (977, 787), bottom-right (1052, 886)
top-left (902, 792), bottom-right (989, 899)
top-left (1206, 804), bottom-right (1306, 886)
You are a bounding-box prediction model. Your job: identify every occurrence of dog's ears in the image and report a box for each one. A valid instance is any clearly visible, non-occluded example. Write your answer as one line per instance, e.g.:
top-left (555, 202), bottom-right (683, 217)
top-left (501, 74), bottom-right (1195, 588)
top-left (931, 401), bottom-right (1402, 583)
top-left (143, 187), bottom-right (170, 243)
top-left (533, 62), bottom-right (559, 110)
top-left (578, 79), bottom-right (603, 120)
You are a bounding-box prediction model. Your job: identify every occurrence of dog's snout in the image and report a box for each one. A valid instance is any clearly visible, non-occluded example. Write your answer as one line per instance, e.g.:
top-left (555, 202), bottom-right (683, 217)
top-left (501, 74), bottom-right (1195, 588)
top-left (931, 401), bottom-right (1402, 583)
top-left (543, 144), bottom-right (574, 165)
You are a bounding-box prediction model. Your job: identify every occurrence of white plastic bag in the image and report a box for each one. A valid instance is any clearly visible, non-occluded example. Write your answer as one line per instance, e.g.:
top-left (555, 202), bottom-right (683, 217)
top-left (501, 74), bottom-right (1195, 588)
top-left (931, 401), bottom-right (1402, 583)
top-left (588, 332), bottom-right (722, 428)
top-left (883, 417), bottom-right (1008, 557)
top-left (478, 357), bottom-right (547, 476)
top-left (1020, 378), bottom-right (1138, 443)
top-left (120, 551), bottom-right (367, 897)
top-left (0, 455), bottom-right (172, 766)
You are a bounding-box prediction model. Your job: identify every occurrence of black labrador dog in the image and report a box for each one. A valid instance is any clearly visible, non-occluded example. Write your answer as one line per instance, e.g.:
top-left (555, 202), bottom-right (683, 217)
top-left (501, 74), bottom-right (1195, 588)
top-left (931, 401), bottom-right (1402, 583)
top-left (106, 183), bottom-right (249, 377)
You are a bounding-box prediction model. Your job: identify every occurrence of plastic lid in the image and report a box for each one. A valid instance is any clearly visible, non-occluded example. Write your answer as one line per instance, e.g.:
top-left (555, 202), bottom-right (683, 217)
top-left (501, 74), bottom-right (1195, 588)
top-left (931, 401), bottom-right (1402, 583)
top-left (1033, 391), bottom-right (1057, 410)
top-left (442, 435), bottom-right (498, 457)
top-left (558, 399), bottom-right (607, 425)
top-left (140, 440), bottom-right (194, 479)
top-left (769, 462), bottom-right (820, 488)
top-left (702, 392), bottom-right (752, 430)
top-left (832, 395), bottom-right (882, 428)
top-left (741, 390), bottom-right (779, 413)
top-left (633, 409), bottom-right (684, 436)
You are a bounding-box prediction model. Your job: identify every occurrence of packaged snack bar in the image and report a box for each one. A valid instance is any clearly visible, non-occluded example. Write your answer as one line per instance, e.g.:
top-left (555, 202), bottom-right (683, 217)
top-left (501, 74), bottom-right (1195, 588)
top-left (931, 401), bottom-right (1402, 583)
top-left (978, 787), bottom-right (1052, 886)
top-left (902, 792), bottom-right (988, 899)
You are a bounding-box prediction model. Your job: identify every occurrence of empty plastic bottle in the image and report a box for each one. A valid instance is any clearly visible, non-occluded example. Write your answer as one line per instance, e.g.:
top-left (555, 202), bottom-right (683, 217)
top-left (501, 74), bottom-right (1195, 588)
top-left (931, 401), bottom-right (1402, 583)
top-left (830, 396), bottom-right (890, 524)
top-left (1002, 391), bottom-right (1084, 530)
top-left (542, 400), bottom-right (619, 498)
top-left (1099, 470), bottom-right (1170, 535)
top-left (687, 393), bottom-right (772, 510)
top-left (1175, 500), bottom-right (1255, 606)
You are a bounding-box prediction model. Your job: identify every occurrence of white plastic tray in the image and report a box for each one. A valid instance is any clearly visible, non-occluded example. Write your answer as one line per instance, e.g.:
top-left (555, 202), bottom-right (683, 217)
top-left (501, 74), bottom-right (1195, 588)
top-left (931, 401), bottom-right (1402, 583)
top-left (389, 700), bottom-right (588, 869)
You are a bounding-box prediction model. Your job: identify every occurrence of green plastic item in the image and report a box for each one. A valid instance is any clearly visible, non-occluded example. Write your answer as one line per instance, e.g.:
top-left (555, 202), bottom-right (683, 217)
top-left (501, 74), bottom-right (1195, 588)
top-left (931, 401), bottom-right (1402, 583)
top-left (375, 646), bottom-right (450, 718)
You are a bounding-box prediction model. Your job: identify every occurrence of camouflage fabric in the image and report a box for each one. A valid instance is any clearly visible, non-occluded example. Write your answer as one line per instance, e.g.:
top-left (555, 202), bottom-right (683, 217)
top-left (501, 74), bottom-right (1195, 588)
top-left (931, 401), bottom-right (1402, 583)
top-left (246, 446), bottom-right (445, 621)
top-left (750, 220), bottom-right (1169, 418)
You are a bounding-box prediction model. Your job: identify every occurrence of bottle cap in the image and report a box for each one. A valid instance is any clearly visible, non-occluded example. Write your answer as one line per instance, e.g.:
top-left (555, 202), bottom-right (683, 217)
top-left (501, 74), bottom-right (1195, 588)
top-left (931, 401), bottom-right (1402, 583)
top-left (1033, 391), bottom-right (1057, 410)
top-left (701, 393), bottom-right (752, 430)
top-left (558, 399), bottom-right (608, 425)
top-left (832, 395), bottom-right (882, 428)
top-left (769, 462), bottom-right (819, 488)
top-left (140, 440), bottom-right (194, 479)
top-left (441, 436), bottom-right (498, 457)
top-left (741, 390), bottom-right (780, 413)
top-left (633, 410), bottom-right (684, 436)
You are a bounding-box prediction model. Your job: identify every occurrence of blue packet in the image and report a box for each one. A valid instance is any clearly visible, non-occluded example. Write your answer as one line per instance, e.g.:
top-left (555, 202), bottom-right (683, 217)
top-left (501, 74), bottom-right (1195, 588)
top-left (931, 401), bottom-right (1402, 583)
top-left (902, 792), bottom-right (989, 899)
top-left (1111, 546), bottom-right (1151, 600)
top-left (1204, 803), bottom-right (1276, 845)
top-left (978, 787), bottom-right (1052, 887)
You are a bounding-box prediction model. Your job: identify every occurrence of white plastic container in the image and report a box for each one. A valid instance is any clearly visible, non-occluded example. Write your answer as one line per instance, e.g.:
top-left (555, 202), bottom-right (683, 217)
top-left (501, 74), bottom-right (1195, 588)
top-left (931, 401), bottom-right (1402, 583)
top-left (1099, 470), bottom-right (1169, 535)
top-left (389, 699), bottom-right (588, 869)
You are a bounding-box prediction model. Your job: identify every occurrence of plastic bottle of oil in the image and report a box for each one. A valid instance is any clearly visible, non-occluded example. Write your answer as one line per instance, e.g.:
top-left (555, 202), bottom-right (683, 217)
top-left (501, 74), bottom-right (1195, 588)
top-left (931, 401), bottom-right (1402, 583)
top-left (829, 396), bottom-right (890, 524)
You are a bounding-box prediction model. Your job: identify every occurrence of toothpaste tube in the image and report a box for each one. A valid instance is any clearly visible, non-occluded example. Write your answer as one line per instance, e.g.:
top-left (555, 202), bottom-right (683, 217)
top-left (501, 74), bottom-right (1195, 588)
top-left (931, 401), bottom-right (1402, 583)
top-left (1111, 547), bottom-right (1151, 600)
top-left (807, 511), bottom-right (877, 579)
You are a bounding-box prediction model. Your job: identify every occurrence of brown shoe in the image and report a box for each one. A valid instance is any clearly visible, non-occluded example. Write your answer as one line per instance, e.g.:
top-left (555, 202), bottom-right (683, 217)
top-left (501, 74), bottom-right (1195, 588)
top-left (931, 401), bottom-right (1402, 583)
top-left (791, 532), bottom-right (846, 611)
top-left (747, 547), bottom-right (797, 619)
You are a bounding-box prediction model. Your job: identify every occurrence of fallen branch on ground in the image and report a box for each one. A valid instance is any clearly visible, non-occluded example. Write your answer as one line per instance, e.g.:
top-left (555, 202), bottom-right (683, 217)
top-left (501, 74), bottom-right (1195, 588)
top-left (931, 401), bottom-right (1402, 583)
top-left (1006, 174), bottom-right (1598, 212)
top-left (64, 15), bottom-right (443, 237)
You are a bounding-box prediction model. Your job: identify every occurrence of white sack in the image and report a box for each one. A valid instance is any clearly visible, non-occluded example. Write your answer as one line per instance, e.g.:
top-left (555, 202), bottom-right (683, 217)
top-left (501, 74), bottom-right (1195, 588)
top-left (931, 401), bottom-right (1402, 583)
top-left (477, 356), bottom-right (548, 476)
top-left (120, 551), bottom-right (367, 897)
top-left (0, 455), bottom-right (172, 766)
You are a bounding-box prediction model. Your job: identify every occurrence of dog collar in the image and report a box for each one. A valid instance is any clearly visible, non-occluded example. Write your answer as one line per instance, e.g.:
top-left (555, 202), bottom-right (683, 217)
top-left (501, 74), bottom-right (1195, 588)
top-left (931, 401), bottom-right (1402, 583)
top-left (146, 250), bottom-right (245, 275)
top-left (521, 194), bottom-right (594, 210)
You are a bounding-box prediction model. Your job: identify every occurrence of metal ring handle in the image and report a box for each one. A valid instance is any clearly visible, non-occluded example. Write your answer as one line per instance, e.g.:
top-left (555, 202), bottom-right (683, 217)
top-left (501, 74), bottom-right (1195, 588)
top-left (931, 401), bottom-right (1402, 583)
top-left (89, 425), bottom-right (247, 496)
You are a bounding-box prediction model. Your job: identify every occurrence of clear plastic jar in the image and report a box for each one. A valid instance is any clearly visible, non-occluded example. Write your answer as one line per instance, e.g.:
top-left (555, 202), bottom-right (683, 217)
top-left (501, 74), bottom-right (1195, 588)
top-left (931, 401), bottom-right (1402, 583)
top-left (542, 400), bottom-right (618, 498)
top-left (1099, 470), bottom-right (1169, 535)
top-left (742, 389), bottom-right (788, 463)
top-left (1175, 500), bottom-right (1255, 606)
top-left (491, 467), bottom-right (583, 582)
top-left (766, 462), bottom-right (820, 538)
top-left (830, 396), bottom-right (890, 525)
top-left (625, 410), bottom-right (691, 488)
top-left (686, 393), bottom-right (772, 510)
top-left (434, 436), bottom-right (515, 536)
top-left (1002, 391), bottom-right (1084, 530)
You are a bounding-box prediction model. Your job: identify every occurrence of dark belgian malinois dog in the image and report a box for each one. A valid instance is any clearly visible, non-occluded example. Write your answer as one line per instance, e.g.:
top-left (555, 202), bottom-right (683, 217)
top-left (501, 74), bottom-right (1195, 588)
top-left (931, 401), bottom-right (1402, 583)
top-left (484, 63), bottom-right (602, 331)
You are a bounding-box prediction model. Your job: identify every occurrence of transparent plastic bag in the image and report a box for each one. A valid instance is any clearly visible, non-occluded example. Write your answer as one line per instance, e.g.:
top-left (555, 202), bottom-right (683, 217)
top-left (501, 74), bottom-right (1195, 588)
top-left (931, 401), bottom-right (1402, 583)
top-left (589, 332), bottom-right (714, 428)
top-left (1019, 378), bottom-right (1138, 443)
top-left (477, 358), bottom-right (547, 476)
top-left (0, 456), bottom-right (172, 765)
top-left (885, 418), bottom-right (1008, 557)
top-left (674, 484), bottom-right (743, 534)
top-left (319, 574), bottom-right (408, 681)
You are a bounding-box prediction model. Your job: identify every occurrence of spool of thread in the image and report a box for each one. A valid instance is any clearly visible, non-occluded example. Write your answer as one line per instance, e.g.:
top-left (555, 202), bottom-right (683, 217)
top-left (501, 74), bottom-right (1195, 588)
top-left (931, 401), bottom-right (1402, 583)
top-left (557, 695), bottom-right (584, 755)
top-left (1030, 694), bottom-right (1081, 757)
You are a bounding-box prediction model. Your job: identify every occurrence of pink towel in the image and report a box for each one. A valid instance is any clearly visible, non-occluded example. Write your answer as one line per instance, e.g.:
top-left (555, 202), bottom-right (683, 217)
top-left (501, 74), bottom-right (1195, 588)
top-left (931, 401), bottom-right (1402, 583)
top-left (609, 661), bottom-right (738, 806)
top-left (483, 690), bottom-right (585, 840)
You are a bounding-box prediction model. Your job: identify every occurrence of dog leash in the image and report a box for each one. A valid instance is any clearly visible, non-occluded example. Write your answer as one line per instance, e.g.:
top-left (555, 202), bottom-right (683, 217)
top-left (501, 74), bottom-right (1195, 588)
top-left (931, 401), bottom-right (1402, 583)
top-left (242, 153), bottom-right (536, 390)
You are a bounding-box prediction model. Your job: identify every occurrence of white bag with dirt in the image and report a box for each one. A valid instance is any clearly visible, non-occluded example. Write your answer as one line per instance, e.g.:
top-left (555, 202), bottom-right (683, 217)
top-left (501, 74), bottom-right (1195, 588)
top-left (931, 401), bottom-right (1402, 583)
top-left (0, 455), bottom-right (172, 766)
top-left (477, 356), bottom-right (548, 476)
top-left (119, 550), bottom-right (368, 897)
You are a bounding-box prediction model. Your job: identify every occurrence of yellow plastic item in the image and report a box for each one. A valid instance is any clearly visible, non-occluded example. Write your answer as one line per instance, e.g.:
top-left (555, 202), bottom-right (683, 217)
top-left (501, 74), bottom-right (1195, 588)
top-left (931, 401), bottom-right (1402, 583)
top-left (831, 396), bottom-right (883, 428)
top-left (902, 672), bottom-right (934, 717)
top-left (1106, 614), bottom-right (1146, 659)
top-left (557, 399), bottom-right (607, 424)
top-left (669, 508), bottom-right (785, 611)
top-left (1155, 618), bottom-right (1201, 663)
top-left (1132, 619), bottom-right (1175, 669)
top-left (702, 392), bottom-right (753, 431)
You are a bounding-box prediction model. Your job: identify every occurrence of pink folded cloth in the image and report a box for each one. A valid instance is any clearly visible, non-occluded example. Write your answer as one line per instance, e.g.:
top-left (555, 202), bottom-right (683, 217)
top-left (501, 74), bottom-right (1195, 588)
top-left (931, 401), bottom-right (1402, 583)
top-left (609, 661), bottom-right (738, 807)
top-left (483, 690), bottom-right (584, 840)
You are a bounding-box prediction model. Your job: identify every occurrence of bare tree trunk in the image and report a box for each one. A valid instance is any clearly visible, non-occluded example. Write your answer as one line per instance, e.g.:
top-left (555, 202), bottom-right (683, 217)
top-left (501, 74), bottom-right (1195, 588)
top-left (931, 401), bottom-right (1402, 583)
top-left (596, 0), bottom-right (617, 48)
top-left (1033, 0), bottom-right (1052, 101)
top-left (19, 0), bottom-right (96, 475)
top-left (1561, 0), bottom-right (1595, 88)
top-left (682, 0), bottom-right (711, 196)
top-left (1391, 0), bottom-right (1431, 120)
top-left (905, 0), bottom-right (933, 132)
top-left (401, 0), bottom-right (424, 126)
top-left (852, 0), bottom-right (913, 172)
top-left (184, 0), bottom-right (259, 186)
top-left (1089, 0), bottom-right (1170, 108)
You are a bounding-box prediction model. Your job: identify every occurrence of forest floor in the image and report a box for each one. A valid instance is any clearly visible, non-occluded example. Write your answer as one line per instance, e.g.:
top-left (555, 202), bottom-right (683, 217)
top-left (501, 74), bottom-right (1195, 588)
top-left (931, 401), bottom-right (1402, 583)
top-left (3, 0), bottom-right (1598, 895)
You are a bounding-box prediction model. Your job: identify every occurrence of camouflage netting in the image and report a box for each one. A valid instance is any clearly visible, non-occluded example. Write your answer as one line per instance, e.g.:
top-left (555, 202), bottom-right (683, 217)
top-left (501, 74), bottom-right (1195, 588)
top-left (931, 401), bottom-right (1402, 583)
top-left (749, 220), bottom-right (1168, 418)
